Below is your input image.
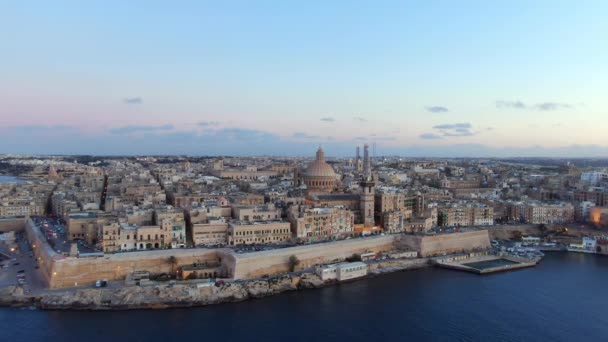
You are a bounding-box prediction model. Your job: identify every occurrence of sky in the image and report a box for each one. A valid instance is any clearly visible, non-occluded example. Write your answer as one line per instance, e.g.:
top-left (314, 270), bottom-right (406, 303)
top-left (1, 1), bottom-right (607, 157)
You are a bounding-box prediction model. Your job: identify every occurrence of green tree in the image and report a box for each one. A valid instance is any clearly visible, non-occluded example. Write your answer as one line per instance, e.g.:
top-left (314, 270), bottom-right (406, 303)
top-left (346, 253), bottom-right (362, 262)
top-left (511, 230), bottom-right (523, 241)
top-left (167, 256), bottom-right (178, 274)
top-left (538, 224), bottom-right (548, 237)
top-left (288, 255), bottom-right (300, 272)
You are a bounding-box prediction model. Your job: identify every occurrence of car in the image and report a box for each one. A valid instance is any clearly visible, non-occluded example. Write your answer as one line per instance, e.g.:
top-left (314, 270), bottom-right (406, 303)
top-left (17, 270), bottom-right (25, 274)
top-left (95, 279), bottom-right (108, 288)
top-left (13, 263), bottom-right (19, 266)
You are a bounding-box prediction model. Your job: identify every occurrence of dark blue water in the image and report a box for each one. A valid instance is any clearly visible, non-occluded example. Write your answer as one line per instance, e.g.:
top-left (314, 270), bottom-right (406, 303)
top-left (0, 176), bottom-right (24, 183)
top-left (1, 252), bottom-right (607, 342)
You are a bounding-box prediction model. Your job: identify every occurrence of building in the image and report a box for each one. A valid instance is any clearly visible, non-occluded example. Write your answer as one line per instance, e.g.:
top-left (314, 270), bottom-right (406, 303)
top-left (576, 201), bottom-right (596, 222)
top-left (0, 198), bottom-right (45, 218)
top-left (227, 221), bottom-right (291, 245)
top-left (316, 262), bottom-right (368, 281)
top-left (211, 159), bottom-right (279, 180)
top-left (573, 190), bottom-right (608, 207)
top-left (375, 191), bottom-right (406, 214)
top-left (232, 204), bottom-right (281, 222)
top-left (521, 236), bottom-right (541, 245)
top-left (102, 218), bottom-right (187, 253)
top-left (288, 206), bottom-right (355, 242)
top-left (192, 221), bottom-right (229, 246)
top-left (509, 202), bottom-right (574, 224)
top-left (382, 211), bottom-right (432, 234)
top-left (360, 144), bottom-right (376, 227)
top-left (297, 147), bottom-right (338, 193)
top-left (581, 172), bottom-right (608, 186)
top-left (590, 207), bottom-right (608, 228)
top-left (66, 211), bottom-right (113, 245)
top-left (438, 202), bottom-right (494, 227)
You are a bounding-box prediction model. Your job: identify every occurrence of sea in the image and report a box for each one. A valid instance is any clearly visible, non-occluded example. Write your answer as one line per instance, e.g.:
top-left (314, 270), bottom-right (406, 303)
top-left (0, 176), bottom-right (25, 184)
top-left (1, 252), bottom-right (607, 342)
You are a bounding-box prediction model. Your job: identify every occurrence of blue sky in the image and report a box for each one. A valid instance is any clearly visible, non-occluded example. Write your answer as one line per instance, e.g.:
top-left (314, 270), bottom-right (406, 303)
top-left (1, 1), bottom-right (607, 157)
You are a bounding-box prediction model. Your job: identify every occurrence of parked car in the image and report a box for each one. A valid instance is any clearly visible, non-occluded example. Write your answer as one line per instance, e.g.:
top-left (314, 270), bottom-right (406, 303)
top-left (95, 279), bottom-right (108, 288)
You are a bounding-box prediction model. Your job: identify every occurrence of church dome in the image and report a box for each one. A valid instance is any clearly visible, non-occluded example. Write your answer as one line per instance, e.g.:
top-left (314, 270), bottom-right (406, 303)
top-left (305, 148), bottom-right (337, 178)
top-left (301, 147), bottom-right (337, 193)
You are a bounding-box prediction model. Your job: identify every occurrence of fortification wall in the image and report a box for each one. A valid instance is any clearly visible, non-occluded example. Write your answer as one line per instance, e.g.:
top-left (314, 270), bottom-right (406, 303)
top-left (50, 249), bottom-right (221, 288)
top-left (24, 218), bottom-right (57, 287)
top-left (485, 225), bottom-right (539, 240)
top-left (0, 218), bottom-right (26, 233)
top-left (25, 218), bottom-right (222, 288)
top-left (232, 235), bottom-right (397, 279)
top-left (396, 231), bottom-right (491, 257)
top-left (24, 217), bottom-right (492, 289)
top-left (418, 231), bottom-right (491, 257)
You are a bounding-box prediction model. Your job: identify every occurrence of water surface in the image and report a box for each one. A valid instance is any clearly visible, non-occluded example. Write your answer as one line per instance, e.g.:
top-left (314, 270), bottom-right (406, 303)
top-left (0, 252), bottom-right (605, 342)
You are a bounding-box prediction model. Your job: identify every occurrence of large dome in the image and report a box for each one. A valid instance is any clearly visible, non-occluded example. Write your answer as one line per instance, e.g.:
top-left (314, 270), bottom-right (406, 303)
top-left (305, 148), bottom-right (337, 178)
top-left (301, 147), bottom-right (337, 193)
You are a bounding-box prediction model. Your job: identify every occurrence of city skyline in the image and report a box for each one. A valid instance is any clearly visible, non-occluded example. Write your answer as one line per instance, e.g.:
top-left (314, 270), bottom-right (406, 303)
top-left (1, 1), bottom-right (607, 157)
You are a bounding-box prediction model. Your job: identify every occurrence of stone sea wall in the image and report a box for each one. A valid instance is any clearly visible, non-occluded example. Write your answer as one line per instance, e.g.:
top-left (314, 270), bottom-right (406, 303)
top-left (231, 235), bottom-right (398, 279)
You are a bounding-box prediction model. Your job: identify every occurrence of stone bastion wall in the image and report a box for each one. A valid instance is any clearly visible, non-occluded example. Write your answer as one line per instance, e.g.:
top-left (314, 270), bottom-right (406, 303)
top-left (396, 230), bottom-right (491, 257)
top-left (231, 235), bottom-right (398, 279)
top-left (25, 217), bottom-right (492, 288)
top-left (0, 218), bottom-right (26, 233)
top-left (25, 218), bottom-right (222, 288)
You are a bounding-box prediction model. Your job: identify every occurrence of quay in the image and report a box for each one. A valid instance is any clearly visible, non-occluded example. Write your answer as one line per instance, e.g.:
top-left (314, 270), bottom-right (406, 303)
top-left (434, 252), bottom-right (541, 274)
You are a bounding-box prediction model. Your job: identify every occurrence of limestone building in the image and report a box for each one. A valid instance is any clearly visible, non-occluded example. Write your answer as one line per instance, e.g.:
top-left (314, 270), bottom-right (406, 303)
top-left (288, 206), bottom-right (355, 242)
top-left (227, 221), bottom-right (291, 245)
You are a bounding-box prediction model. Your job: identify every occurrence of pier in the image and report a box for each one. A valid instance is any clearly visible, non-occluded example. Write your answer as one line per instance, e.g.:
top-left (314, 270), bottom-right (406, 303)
top-left (434, 253), bottom-right (541, 274)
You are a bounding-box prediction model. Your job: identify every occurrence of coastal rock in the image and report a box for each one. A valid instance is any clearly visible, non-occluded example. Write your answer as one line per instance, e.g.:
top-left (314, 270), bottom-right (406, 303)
top-left (268, 275), bottom-right (297, 293)
top-left (9, 271), bottom-right (358, 310)
top-left (297, 273), bottom-right (325, 289)
top-left (210, 283), bottom-right (248, 303)
top-left (245, 280), bottom-right (271, 298)
top-left (40, 289), bottom-right (102, 309)
top-left (0, 286), bottom-right (37, 307)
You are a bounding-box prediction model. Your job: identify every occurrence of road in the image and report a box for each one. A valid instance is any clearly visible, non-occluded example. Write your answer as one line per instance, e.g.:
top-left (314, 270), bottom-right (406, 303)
top-left (0, 231), bottom-right (47, 295)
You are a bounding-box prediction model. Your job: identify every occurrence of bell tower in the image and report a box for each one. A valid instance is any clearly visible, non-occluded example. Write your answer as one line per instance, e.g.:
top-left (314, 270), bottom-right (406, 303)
top-left (359, 144), bottom-right (376, 227)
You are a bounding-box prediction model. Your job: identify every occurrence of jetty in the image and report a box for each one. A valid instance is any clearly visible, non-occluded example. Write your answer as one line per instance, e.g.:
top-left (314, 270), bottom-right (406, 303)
top-left (434, 252), bottom-right (541, 274)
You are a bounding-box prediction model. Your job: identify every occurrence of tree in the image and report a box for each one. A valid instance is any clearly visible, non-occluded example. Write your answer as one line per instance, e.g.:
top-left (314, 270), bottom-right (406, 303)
top-left (346, 253), bottom-right (362, 262)
top-left (167, 256), bottom-right (178, 274)
top-left (538, 224), bottom-right (548, 237)
top-left (511, 230), bottom-right (523, 241)
top-left (288, 255), bottom-right (300, 272)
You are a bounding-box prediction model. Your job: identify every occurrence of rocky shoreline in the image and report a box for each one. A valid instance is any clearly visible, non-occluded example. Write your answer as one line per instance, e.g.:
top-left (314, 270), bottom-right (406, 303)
top-left (0, 272), bottom-right (349, 310)
top-left (0, 259), bottom-right (431, 311)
